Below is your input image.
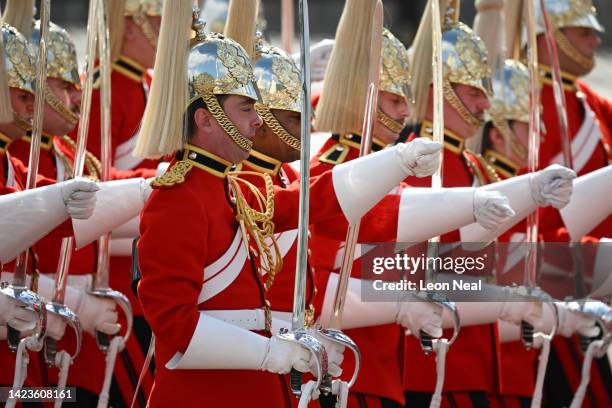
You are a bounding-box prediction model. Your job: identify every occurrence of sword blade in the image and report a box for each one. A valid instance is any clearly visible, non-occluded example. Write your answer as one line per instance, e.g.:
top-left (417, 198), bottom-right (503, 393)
top-left (291, 0), bottom-right (311, 332)
top-left (328, 1), bottom-right (383, 330)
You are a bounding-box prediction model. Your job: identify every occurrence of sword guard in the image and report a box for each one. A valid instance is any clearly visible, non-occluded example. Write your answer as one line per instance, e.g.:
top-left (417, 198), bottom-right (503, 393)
top-left (319, 328), bottom-right (360, 388)
top-left (0, 285), bottom-right (48, 351)
top-left (278, 327), bottom-right (328, 396)
top-left (88, 287), bottom-right (133, 351)
top-left (43, 302), bottom-right (82, 366)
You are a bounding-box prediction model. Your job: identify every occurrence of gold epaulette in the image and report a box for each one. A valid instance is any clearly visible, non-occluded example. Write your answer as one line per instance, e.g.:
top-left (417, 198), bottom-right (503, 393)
top-left (318, 143), bottom-right (350, 166)
top-left (150, 160), bottom-right (194, 188)
top-left (464, 149), bottom-right (501, 185)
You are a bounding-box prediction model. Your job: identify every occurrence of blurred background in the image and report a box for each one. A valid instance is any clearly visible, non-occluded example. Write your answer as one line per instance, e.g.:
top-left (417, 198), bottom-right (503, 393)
top-left (1, 0), bottom-right (611, 97)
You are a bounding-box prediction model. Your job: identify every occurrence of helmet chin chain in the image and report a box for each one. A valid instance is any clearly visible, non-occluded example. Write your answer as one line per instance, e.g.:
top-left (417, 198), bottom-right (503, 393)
top-left (202, 94), bottom-right (254, 153)
top-left (553, 30), bottom-right (594, 72)
top-left (443, 80), bottom-right (484, 129)
top-left (377, 109), bottom-right (405, 134)
top-left (255, 104), bottom-right (301, 152)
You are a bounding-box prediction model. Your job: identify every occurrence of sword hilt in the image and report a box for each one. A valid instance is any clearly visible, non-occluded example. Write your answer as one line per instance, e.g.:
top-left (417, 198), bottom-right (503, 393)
top-left (521, 320), bottom-right (534, 349)
top-left (96, 331), bottom-right (111, 351)
top-left (7, 326), bottom-right (21, 352)
top-left (419, 329), bottom-right (434, 354)
top-left (290, 368), bottom-right (303, 396)
top-left (44, 337), bottom-right (58, 366)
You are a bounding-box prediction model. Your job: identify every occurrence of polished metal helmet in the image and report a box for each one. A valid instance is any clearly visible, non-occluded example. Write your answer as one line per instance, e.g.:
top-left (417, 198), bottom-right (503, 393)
top-left (253, 41), bottom-right (300, 113)
top-left (30, 21), bottom-right (80, 125)
top-left (188, 16), bottom-right (259, 152)
top-left (31, 21), bottom-right (80, 87)
top-left (536, 0), bottom-right (604, 33)
top-left (252, 39), bottom-right (301, 151)
top-left (487, 59), bottom-right (531, 162)
top-left (380, 28), bottom-right (411, 103)
top-left (442, 22), bottom-right (492, 96)
top-left (1, 23), bottom-right (36, 94)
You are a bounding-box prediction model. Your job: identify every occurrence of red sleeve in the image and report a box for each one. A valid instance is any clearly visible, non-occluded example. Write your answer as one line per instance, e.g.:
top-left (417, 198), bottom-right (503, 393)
top-left (47, 219), bottom-right (74, 238)
top-left (137, 187), bottom-right (206, 355)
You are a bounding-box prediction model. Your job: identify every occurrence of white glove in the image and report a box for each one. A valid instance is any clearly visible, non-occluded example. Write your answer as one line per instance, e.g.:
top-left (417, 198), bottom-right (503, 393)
top-left (71, 289), bottom-right (120, 336)
top-left (46, 312), bottom-right (67, 341)
top-left (499, 301), bottom-right (543, 327)
top-left (396, 138), bottom-right (443, 178)
top-left (0, 294), bottom-right (38, 332)
top-left (529, 164), bottom-right (576, 209)
top-left (58, 177), bottom-right (99, 219)
top-left (293, 38), bottom-right (335, 83)
top-left (309, 329), bottom-right (345, 378)
top-left (473, 190), bottom-right (516, 230)
top-left (556, 303), bottom-right (598, 338)
top-left (396, 296), bottom-right (444, 338)
top-left (260, 334), bottom-right (315, 374)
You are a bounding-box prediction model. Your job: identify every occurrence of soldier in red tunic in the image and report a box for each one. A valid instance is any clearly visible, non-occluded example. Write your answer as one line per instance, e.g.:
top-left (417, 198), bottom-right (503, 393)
top-left (134, 2), bottom-right (445, 406)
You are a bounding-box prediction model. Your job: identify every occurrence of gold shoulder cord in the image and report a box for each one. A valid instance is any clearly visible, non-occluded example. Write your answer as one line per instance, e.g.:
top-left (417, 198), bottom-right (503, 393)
top-left (227, 170), bottom-right (282, 290)
top-left (57, 135), bottom-right (102, 180)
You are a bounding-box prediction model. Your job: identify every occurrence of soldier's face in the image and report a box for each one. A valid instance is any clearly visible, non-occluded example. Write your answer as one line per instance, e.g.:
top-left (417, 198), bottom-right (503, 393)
top-left (43, 78), bottom-right (77, 135)
top-left (561, 27), bottom-right (601, 75)
top-left (68, 85), bottom-right (82, 116)
top-left (374, 91), bottom-right (409, 144)
top-left (207, 95), bottom-right (262, 162)
top-left (444, 84), bottom-right (490, 138)
top-left (488, 120), bottom-right (529, 168)
top-left (0, 88), bottom-right (34, 138)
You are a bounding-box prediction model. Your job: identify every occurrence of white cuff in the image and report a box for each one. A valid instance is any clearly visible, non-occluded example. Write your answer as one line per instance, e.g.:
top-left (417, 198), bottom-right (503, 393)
top-left (72, 178), bottom-right (146, 249)
top-left (461, 175), bottom-right (535, 242)
top-left (165, 312), bottom-right (269, 370)
top-left (560, 166), bottom-right (612, 240)
top-left (332, 146), bottom-right (409, 225)
top-left (0, 184), bottom-right (68, 263)
top-left (397, 187), bottom-right (474, 242)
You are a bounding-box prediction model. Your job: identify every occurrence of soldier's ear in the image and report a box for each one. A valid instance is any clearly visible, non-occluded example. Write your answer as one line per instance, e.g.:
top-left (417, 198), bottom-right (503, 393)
top-left (194, 107), bottom-right (213, 132)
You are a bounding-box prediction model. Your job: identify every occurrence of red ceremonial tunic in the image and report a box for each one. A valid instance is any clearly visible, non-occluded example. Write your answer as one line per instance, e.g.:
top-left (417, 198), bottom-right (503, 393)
top-left (137, 144), bottom-right (350, 407)
top-left (403, 125), bottom-right (502, 401)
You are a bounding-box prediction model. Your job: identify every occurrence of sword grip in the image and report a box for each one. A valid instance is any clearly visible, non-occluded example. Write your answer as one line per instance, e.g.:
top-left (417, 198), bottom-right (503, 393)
top-left (318, 389), bottom-right (337, 408)
top-left (96, 330), bottom-right (111, 352)
top-left (290, 368), bottom-right (302, 396)
top-left (578, 334), bottom-right (591, 353)
top-left (7, 326), bottom-right (21, 352)
top-left (419, 329), bottom-right (433, 354)
top-left (521, 320), bottom-right (534, 349)
top-left (45, 337), bottom-right (57, 366)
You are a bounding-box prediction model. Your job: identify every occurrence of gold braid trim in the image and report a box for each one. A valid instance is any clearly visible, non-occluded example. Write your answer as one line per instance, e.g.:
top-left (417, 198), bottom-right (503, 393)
top-left (203, 94), bottom-right (254, 153)
top-left (132, 11), bottom-right (159, 49)
top-left (443, 80), bottom-right (484, 129)
top-left (255, 104), bottom-right (301, 152)
top-left (58, 135), bottom-right (102, 180)
top-left (227, 170), bottom-right (282, 290)
top-left (45, 87), bottom-right (79, 125)
top-left (377, 110), bottom-right (405, 134)
top-left (151, 160), bottom-right (194, 188)
top-left (554, 30), bottom-right (594, 72)
top-left (491, 118), bottom-right (528, 162)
